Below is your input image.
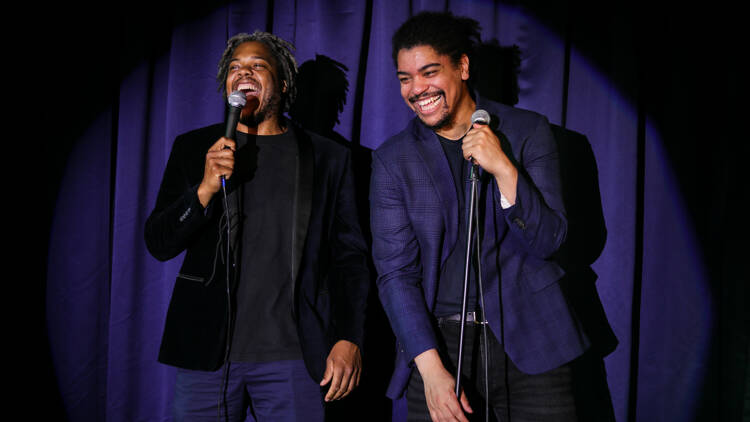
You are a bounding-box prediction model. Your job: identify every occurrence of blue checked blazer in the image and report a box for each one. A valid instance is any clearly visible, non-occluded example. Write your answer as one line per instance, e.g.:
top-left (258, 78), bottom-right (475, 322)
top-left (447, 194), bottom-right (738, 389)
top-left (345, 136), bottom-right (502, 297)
top-left (370, 97), bottom-right (589, 398)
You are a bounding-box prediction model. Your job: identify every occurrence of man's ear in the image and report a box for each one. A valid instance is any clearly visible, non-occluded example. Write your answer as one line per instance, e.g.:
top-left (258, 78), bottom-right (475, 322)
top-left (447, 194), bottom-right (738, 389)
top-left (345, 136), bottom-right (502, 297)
top-left (460, 54), bottom-right (470, 81)
top-left (282, 80), bottom-right (288, 93)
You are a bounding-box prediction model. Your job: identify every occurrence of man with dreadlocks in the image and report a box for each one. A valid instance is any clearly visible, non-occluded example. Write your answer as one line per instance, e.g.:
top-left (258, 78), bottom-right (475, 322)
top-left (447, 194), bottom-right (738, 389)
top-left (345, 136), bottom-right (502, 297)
top-left (145, 31), bottom-right (370, 421)
top-left (371, 12), bottom-right (589, 421)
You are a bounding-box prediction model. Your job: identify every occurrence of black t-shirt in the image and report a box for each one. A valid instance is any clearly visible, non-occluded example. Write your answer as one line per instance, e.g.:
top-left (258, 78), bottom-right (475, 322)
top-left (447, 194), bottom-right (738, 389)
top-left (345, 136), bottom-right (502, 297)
top-left (228, 129), bottom-right (303, 362)
top-left (433, 134), bottom-right (479, 317)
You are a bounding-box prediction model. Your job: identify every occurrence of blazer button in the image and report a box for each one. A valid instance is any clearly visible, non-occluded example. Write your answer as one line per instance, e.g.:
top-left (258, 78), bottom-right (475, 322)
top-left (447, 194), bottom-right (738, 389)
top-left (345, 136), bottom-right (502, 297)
top-left (513, 217), bottom-right (526, 229)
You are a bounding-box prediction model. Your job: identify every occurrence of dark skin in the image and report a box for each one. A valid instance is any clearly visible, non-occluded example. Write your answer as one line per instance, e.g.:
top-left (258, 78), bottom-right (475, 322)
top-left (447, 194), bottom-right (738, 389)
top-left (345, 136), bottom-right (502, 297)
top-left (199, 41), bottom-right (362, 402)
top-left (198, 41), bottom-right (286, 206)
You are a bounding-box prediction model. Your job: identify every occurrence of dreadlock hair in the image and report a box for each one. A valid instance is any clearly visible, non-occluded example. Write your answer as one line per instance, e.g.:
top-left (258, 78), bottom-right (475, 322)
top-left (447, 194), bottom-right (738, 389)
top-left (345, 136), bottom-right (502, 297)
top-left (216, 31), bottom-right (298, 113)
top-left (391, 11), bottom-right (481, 69)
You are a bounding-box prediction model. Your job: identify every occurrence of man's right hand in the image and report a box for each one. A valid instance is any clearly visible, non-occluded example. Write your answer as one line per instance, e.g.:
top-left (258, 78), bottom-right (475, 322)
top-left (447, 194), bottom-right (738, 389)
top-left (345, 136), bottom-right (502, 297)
top-left (197, 137), bottom-right (236, 207)
top-left (414, 349), bottom-right (473, 422)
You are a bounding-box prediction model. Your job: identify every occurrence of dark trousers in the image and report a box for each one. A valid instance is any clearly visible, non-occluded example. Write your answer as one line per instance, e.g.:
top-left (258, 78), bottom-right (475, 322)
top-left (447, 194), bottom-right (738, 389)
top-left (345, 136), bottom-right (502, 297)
top-left (406, 320), bottom-right (578, 422)
top-left (173, 359), bottom-right (324, 422)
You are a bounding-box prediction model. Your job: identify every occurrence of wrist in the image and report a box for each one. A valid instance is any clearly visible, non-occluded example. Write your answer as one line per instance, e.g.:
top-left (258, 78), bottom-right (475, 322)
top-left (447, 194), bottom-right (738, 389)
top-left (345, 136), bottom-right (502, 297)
top-left (494, 167), bottom-right (518, 205)
top-left (196, 182), bottom-right (214, 208)
top-left (414, 349), bottom-right (444, 376)
top-left (492, 160), bottom-right (516, 179)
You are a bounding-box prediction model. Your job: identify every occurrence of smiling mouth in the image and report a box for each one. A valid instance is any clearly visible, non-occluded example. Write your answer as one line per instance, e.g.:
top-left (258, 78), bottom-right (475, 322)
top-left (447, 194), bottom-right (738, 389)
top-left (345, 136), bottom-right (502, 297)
top-left (410, 92), bottom-right (444, 114)
top-left (235, 81), bottom-right (260, 96)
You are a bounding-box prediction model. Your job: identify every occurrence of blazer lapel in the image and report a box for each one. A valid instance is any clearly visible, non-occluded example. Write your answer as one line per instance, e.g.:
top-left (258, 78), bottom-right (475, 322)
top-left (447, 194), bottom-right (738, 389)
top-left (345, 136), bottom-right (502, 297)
top-left (290, 126), bottom-right (313, 294)
top-left (411, 120), bottom-right (459, 264)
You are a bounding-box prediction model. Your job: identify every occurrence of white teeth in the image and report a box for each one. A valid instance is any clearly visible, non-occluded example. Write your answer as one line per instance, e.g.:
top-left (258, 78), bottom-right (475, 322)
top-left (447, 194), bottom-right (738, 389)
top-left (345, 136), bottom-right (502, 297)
top-left (417, 96), bottom-right (438, 106)
top-left (417, 95), bottom-right (441, 110)
top-left (237, 82), bottom-right (256, 91)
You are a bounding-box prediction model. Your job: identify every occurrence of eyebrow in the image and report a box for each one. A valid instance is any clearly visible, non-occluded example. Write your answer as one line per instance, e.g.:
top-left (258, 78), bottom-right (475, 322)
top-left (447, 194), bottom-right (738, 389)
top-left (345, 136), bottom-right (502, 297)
top-left (396, 62), bottom-right (441, 76)
top-left (230, 56), bottom-right (271, 63)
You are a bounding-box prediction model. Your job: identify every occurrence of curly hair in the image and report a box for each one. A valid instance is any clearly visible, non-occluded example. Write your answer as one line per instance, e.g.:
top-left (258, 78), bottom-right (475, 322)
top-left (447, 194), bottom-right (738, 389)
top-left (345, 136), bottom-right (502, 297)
top-left (217, 31), bottom-right (298, 112)
top-left (391, 11), bottom-right (481, 67)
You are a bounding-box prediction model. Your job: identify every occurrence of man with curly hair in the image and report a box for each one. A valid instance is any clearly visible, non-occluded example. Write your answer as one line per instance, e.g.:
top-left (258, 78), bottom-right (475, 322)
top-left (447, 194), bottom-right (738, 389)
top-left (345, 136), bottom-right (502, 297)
top-left (371, 12), bottom-right (589, 421)
top-left (145, 31), bottom-right (369, 421)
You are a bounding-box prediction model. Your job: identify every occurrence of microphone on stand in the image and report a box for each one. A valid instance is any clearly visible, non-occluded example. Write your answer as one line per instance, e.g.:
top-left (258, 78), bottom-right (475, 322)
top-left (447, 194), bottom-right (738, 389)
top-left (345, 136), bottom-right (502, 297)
top-left (468, 109), bottom-right (490, 178)
top-left (471, 109), bottom-right (490, 126)
top-left (456, 109), bottom-right (492, 416)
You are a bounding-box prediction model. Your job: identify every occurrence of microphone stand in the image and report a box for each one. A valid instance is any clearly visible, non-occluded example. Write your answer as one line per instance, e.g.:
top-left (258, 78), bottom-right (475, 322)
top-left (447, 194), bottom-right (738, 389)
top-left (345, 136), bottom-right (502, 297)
top-left (455, 161), bottom-right (490, 421)
top-left (455, 162), bottom-right (481, 396)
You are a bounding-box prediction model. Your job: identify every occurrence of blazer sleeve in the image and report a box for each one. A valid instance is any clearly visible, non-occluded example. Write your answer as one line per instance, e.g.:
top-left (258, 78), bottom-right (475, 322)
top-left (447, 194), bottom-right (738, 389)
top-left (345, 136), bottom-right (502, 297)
top-left (370, 150), bottom-right (438, 363)
top-left (500, 115), bottom-right (567, 259)
top-left (144, 134), bottom-right (213, 262)
top-left (329, 150), bottom-right (371, 350)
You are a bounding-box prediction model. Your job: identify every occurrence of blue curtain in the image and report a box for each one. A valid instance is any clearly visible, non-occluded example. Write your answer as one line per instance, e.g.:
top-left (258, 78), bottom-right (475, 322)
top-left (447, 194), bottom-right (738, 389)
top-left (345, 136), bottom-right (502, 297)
top-left (45, 1), bottom-right (746, 421)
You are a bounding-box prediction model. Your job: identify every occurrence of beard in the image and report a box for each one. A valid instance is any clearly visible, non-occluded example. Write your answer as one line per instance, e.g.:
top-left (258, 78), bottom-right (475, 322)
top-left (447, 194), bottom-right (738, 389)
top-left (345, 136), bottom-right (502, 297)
top-left (424, 111), bottom-right (453, 131)
top-left (239, 90), bottom-right (283, 127)
top-left (409, 89), bottom-right (454, 131)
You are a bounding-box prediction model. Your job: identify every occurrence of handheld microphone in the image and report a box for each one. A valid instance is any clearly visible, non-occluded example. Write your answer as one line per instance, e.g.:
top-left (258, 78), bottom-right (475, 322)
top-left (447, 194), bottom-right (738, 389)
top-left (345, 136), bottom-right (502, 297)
top-left (222, 91), bottom-right (247, 187)
top-left (225, 90), bottom-right (247, 139)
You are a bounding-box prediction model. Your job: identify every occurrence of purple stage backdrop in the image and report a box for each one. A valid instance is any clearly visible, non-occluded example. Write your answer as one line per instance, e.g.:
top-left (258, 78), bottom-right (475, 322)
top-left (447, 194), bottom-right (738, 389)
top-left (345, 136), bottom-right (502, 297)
top-left (45, 1), bottom-right (747, 421)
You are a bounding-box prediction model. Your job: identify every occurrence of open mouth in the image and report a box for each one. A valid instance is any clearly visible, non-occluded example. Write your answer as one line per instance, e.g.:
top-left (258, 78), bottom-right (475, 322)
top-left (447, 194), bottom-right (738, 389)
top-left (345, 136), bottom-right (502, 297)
top-left (411, 92), bottom-right (444, 114)
top-left (235, 81), bottom-right (260, 97)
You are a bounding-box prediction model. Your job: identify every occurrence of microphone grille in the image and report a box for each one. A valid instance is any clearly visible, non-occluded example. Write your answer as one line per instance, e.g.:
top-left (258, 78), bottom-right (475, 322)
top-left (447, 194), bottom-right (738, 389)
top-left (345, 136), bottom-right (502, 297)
top-left (227, 90), bottom-right (247, 108)
top-left (471, 109), bottom-right (490, 125)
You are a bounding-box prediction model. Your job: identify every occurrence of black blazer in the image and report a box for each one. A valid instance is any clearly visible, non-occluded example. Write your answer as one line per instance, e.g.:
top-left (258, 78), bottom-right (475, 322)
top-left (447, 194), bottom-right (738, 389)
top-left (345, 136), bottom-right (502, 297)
top-left (144, 123), bottom-right (370, 380)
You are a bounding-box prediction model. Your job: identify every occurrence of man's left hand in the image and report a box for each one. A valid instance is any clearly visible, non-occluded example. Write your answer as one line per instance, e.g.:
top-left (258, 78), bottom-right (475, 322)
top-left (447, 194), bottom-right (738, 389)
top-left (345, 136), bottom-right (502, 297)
top-left (463, 123), bottom-right (518, 204)
top-left (462, 123), bottom-right (512, 177)
top-left (320, 340), bottom-right (362, 402)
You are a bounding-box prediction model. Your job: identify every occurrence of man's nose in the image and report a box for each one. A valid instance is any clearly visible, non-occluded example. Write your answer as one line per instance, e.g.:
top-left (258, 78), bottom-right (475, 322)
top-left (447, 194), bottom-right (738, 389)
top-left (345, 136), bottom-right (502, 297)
top-left (411, 77), bottom-right (428, 96)
top-left (237, 66), bottom-right (253, 76)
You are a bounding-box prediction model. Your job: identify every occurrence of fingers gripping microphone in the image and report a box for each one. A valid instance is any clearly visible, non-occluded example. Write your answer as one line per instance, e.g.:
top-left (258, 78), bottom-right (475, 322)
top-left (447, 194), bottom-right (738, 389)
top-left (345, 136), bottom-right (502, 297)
top-left (468, 110), bottom-right (490, 177)
top-left (221, 91), bottom-right (247, 188)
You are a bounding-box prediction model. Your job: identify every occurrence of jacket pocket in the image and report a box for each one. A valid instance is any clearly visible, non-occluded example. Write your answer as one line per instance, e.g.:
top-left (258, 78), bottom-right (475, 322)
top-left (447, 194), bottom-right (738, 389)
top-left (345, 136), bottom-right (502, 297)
top-left (522, 260), bottom-right (565, 292)
top-left (177, 272), bottom-right (206, 284)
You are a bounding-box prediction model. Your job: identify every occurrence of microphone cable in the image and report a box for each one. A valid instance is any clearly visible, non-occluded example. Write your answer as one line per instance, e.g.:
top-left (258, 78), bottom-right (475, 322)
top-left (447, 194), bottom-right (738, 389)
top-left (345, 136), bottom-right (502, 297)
top-left (217, 177), bottom-right (233, 422)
